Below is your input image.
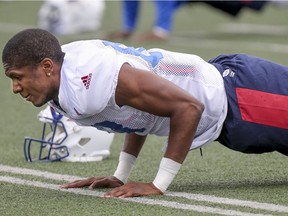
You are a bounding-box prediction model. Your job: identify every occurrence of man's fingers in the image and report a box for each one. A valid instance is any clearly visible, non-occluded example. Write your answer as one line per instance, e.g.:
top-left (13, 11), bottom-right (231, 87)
top-left (61, 180), bottom-right (90, 188)
top-left (60, 180), bottom-right (83, 188)
top-left (103, 186), bottom-right (136, 198)
top-left (102, 182), bottom-right (163, 198)
top-left (103, 188), bottom-right (126, 198)
top-left (89, 177), bottom-right (123, 189)
top-left (60, 177), bottom-right (103, 188)
top-left (89, 179), bottom-right (108, 189)
top-left (60, 176), bottom-right (124, 190)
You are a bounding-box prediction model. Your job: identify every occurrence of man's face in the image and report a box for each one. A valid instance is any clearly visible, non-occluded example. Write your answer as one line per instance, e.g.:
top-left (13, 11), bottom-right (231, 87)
top-left (5, 61), bottom-right (58, 107)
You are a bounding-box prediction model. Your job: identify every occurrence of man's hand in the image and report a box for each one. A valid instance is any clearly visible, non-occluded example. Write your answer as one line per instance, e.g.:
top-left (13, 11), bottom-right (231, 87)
top-left (103, 182), bottom-right (163, 198)
top-left (61, 178), bottom-right (163, 198)
top-left (60, 176), bottom-right (124, 189)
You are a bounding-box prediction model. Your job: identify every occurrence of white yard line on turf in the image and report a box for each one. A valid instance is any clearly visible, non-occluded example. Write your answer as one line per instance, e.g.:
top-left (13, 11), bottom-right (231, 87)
top-left (167, 192), bottom-right (288, 213)
top-left (0, 176), bottom-right (272, 216)
top-left (1, 164), bottom-right (288, 214)
top-left (0, 164), bottom-right (82, 181)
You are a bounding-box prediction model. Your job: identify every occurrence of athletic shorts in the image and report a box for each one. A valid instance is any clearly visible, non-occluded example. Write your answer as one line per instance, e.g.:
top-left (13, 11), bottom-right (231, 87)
top-left (209, 54), bottom-right (288, 156)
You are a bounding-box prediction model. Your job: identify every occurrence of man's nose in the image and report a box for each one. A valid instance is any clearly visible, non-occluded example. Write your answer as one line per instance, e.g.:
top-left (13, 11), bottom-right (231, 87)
top-left (12, 80), bottom-right (22, 94)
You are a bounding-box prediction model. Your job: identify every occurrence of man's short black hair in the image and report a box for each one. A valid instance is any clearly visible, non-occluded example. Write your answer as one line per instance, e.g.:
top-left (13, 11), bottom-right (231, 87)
top-left (2, 28), bottom-right (64, 71)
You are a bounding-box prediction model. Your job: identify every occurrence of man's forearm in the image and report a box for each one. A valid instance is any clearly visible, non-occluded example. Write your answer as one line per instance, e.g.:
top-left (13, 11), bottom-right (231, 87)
top-left (122, 133), bottom-right (147, 157)
top-left (113, 134), bottom-right (147, 183)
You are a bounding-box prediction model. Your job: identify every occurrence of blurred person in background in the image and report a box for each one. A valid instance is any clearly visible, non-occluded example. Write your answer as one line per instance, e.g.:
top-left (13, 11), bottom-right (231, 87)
top-left (106, 0), bottom-right (188, 42)
top-left (106, 0), bottom-right (288, 42)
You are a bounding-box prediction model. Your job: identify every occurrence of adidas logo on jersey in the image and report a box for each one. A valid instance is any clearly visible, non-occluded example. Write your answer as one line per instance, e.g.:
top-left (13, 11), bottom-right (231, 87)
top-left (81, 73), bottom-right (92, 90)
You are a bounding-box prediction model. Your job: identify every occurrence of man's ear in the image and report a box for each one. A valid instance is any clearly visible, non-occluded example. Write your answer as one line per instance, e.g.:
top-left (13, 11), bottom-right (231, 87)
top-left (40, 58), bottom-right (53, 77)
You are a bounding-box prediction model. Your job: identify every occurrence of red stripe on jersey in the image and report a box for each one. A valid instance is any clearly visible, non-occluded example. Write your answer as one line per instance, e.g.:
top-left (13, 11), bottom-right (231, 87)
top-left (236, 88), bottom-right (288, 129)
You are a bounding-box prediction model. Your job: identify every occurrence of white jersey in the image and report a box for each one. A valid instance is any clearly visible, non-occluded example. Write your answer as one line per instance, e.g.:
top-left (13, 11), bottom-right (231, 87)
top-left (49, 40), bottom-right (227, 150)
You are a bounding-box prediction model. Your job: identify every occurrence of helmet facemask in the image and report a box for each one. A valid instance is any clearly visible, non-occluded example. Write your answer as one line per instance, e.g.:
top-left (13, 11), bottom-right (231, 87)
top-left (24, 106), bottom-right (114, 162)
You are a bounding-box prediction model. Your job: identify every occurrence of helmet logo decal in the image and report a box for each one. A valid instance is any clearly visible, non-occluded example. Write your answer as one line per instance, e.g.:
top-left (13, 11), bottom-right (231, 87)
top-left (81, 73), bottom-right (92, 90)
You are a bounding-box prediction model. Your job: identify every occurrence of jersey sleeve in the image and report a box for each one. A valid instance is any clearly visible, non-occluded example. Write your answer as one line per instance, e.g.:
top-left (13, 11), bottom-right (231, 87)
top-left (60, 41), bottom-right (125, 119)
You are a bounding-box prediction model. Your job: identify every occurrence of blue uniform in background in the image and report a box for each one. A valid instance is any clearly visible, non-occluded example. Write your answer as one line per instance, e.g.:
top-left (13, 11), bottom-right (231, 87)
top-left (209, 54), bottom-right (288, 156)
top-left (121, 1), bottom-right (267, 35)
top-left (122, 0), bottom-right (186, 34)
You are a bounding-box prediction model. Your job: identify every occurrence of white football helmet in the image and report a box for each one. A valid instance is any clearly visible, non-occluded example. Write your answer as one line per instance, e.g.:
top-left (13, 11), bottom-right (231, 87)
top-left (38, 0), bottom-right (105, 35)
top-left (24, 106), bottom-right (114, 162)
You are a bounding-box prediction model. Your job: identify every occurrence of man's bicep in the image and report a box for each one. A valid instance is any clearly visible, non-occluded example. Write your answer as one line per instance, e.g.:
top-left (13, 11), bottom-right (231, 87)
top-left (115, 63), bottom-right (201, 117)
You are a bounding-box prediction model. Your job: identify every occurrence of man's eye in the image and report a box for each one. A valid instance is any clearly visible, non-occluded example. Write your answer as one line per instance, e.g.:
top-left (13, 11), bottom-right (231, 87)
top-left (13, 76), bottom-right (22, 81)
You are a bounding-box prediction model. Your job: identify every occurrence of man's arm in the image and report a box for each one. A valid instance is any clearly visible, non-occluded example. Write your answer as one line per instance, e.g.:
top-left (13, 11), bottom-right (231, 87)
top-left (112, 133), bottom-right (146, 184)
top-left (116, 63), bottom-right (204, 164)
top-left (61, 63), bottom-right (204, 197)
top-left (103, 63), bottom-right (204, 197)
top-left (122, 133), bottom-right (147, 157)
